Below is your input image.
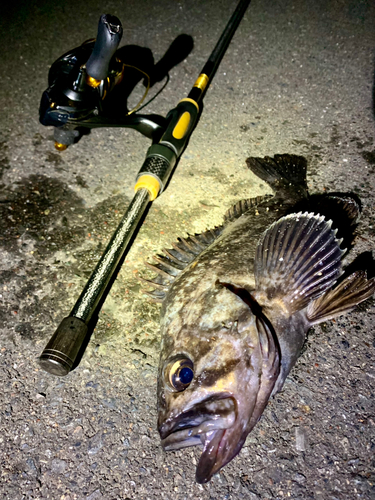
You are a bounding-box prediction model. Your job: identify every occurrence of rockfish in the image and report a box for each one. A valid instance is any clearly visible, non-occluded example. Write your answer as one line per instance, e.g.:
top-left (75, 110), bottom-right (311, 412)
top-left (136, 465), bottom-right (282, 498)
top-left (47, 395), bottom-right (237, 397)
top-left (143, 154), bottom-right (375, 483)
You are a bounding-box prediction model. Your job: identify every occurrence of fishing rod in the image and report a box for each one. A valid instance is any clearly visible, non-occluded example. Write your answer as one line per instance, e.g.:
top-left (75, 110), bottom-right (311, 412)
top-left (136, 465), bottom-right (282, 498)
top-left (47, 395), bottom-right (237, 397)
top-left (39, 0), bottom-right (251, 376)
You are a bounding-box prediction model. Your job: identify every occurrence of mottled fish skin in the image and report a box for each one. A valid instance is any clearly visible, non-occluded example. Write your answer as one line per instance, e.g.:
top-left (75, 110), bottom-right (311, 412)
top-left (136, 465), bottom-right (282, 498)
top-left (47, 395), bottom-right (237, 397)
top-left (148, 154), bottom-right (375, 483)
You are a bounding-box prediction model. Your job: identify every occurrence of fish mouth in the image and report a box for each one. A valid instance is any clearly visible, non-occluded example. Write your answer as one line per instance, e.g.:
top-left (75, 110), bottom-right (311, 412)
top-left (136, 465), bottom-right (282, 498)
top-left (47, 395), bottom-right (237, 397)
top-left (159, 396), bottom-right (237, 483)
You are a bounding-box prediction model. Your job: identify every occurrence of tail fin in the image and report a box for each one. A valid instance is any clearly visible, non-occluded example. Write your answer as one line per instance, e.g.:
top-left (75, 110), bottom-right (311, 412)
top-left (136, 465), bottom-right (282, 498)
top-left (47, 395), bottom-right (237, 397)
top-left (307, 270), bottom-right (375, 324)
top-left (246, 154), bottom-right (308, 201)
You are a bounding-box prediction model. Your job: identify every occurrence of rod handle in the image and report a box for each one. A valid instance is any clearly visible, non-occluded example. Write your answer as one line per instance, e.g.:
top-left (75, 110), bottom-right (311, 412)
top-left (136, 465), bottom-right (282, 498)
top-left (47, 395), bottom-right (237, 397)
top-left (86, 14), bottom-right (123, 81)
top-left (38, 317), bottom-right (88, 376)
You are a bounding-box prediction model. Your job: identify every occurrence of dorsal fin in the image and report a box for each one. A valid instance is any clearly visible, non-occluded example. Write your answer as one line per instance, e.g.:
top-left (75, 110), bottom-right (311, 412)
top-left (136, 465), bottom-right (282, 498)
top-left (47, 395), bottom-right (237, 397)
top-left (140, 226), bottom-right (224, 302)
top-left (254, 212), bottom-right (345, 313)
top-left (224, 195), bottom-right (272, 222)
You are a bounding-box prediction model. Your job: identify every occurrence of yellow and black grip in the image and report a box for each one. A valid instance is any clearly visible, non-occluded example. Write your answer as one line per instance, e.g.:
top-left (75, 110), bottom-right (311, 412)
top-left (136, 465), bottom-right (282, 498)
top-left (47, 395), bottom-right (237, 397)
top-left (135, 98), bottom-right (199, 200)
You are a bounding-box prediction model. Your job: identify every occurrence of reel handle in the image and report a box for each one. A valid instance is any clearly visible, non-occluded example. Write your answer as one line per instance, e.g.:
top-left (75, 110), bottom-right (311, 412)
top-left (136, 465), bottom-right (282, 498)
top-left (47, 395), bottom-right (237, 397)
top-left (86, 14), bottom-right (123, 81)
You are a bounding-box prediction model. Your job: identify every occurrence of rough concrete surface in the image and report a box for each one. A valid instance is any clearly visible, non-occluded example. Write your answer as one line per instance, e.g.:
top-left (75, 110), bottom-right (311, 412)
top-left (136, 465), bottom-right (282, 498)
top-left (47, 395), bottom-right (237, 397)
top-left (1, 0), bottom-right (375, 498)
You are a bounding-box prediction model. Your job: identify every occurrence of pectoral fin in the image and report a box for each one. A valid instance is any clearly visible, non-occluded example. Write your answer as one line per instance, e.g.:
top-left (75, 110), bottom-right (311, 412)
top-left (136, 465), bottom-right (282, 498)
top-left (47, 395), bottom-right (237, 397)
top-left (254, 212), bottom-right (345, 314)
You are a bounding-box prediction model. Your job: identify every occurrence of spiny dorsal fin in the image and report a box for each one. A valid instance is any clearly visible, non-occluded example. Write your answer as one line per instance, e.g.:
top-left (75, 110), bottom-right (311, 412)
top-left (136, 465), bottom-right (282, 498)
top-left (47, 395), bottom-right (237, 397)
top-left (307, 270), bottom-right (375, 324)
top-left (224, 195), bottom-right (272, 222)
top-left (254, 212), bottom-right (345, 314)
top-left (140, 226), bottom-right (224, 302)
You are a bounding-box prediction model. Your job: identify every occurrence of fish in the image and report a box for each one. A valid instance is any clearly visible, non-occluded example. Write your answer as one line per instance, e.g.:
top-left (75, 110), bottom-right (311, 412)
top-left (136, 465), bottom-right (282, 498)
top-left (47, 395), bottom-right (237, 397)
top-left (142, 154), bottom-right (375, 483)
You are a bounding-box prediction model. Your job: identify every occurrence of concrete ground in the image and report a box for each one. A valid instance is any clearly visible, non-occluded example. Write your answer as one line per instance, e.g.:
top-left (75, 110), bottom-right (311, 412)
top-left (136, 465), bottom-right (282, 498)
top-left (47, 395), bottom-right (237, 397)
top-left (1, 0), bottom-right (375, 498)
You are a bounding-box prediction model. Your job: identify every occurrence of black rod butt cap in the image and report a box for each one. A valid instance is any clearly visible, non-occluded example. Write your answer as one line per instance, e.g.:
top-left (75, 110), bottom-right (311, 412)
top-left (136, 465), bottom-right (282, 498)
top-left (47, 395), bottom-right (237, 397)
top-left (38, 316), bottom-right (88, 376)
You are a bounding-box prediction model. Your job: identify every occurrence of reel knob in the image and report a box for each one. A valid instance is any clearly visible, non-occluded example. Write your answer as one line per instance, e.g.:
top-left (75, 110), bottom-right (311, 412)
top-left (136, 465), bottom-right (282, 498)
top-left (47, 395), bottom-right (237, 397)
top-left (86, 14), bottom-right (123, 83)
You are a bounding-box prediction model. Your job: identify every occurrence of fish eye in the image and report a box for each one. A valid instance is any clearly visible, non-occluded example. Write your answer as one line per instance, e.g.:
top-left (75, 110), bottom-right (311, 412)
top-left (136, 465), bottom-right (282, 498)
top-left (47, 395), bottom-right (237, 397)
top-left (167, 357), bottom-right (194, 392)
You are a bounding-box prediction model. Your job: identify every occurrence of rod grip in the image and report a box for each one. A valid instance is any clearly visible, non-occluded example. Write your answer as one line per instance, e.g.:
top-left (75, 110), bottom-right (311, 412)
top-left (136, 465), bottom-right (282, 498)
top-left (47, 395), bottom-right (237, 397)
top-left (39, 317), bottom-right (88, 376)
top-left (86, 14), bottom-right (123, 81)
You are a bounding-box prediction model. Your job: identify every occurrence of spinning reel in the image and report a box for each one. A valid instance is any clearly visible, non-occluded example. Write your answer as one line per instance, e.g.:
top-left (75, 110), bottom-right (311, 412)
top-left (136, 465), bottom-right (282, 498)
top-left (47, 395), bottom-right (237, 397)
top-left (39, 0), bottom-right (251, 376)
top-left (39, 14), bottom-right (193, 150)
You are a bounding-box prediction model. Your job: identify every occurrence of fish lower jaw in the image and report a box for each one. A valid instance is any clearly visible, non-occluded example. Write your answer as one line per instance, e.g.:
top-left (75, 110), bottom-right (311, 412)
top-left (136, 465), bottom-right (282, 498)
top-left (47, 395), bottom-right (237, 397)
top-left (161, 413), bottom-right (235, 451)
top-left (160, 397), bottom-right (236, 452)
top-left (162, 432), bottom-right (203, 451)
top-left (161, 428), bottom-right (228, 483)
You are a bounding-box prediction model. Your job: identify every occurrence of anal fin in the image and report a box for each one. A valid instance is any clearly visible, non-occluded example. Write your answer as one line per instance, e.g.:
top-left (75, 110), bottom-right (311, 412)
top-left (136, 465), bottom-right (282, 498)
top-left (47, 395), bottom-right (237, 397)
top-left (307, 270), bottom-right (375, 324)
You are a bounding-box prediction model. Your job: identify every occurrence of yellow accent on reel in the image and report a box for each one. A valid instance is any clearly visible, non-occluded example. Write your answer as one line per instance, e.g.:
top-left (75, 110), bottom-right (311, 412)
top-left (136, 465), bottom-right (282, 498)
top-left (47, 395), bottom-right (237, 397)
top-left (134, 175), bottom-right (160, 201)
top-left (55, 142), bottom-right (68, 151)
top-left (172, 112), bottom-right (191, 139)
top-left (193, 73), bottom-right (209, 92)
top-left (86, 75), bottom-right (101, 88)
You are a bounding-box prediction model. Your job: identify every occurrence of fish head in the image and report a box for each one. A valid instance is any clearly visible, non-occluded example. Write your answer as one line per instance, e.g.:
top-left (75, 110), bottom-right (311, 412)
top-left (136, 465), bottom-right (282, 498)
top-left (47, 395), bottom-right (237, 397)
top-left (157, 282), bottom-right (280, 483)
